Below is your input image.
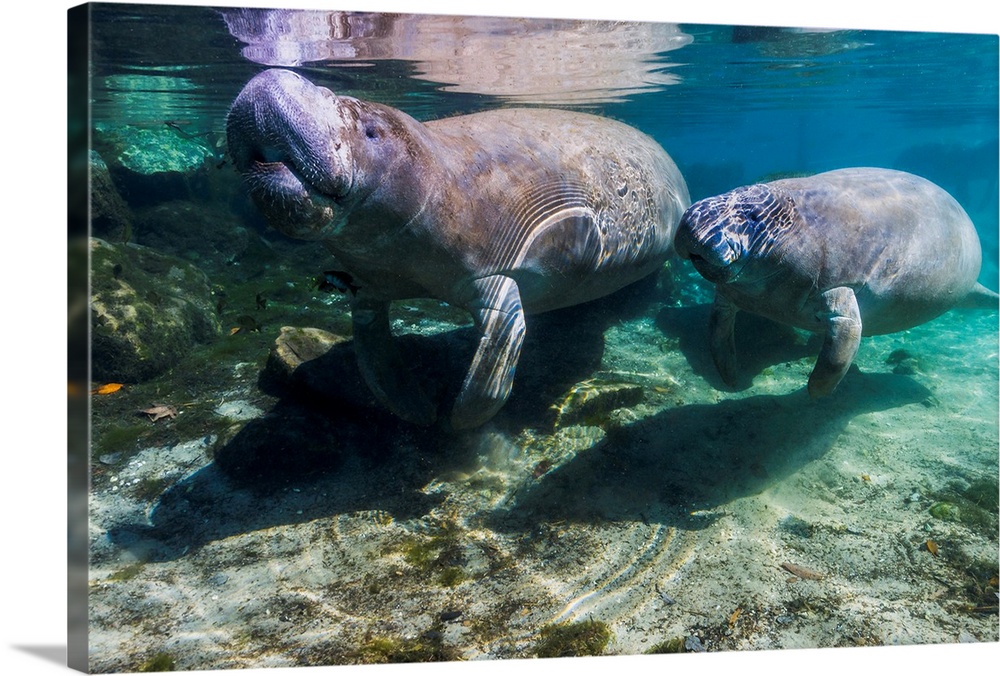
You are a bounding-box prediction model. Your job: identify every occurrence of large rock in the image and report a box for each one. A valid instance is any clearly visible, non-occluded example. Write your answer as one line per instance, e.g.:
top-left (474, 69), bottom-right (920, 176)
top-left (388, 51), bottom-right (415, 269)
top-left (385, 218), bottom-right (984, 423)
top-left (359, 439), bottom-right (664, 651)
top-left (89, 150), bottom-right (132, 242)
top-left (133, 200), bottom-right (250, 266)
top-left (90, 238), bottom-right (221, 382)
top-left (93, 123), bottom-right (223, 208)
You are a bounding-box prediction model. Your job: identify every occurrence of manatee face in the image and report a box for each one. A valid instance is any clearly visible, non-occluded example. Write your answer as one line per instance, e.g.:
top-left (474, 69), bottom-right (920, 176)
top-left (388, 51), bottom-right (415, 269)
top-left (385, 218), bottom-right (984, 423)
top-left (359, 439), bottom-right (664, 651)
top-left (226, 69), bottom-right (406, 241)
top-left (674, 184), bottom-right (791, 287)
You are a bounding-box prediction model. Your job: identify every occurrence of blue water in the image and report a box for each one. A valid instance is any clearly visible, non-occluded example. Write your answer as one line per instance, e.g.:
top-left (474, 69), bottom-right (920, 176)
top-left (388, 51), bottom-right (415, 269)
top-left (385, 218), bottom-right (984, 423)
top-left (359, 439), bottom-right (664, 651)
top-left (85, 4), bottom-right (999, 284)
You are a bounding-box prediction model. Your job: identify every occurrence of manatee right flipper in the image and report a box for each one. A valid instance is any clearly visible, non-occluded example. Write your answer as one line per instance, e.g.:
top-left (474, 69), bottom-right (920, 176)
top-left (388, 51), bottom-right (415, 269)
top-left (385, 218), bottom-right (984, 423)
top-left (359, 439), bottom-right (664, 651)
top-left (451, 275), bottom-right (527, 430)
top-left (808, 286), bottom-right (862, 397)
top-left (708, 292), bottom-right (741, 387)
top-left (352, 296), bottom-right (437, 425)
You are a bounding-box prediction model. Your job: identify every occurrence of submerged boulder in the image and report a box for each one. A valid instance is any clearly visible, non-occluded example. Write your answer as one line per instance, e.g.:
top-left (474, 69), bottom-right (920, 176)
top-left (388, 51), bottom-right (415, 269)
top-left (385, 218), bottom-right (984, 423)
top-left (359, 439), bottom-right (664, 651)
top-left (133, 200), bottom-right (250, 266)
top-left (93, 123), bottom-right (223, 208)
top-left (90, 238), bottom-right (221, 382)
top-left (89, 150), bottom-right (132, 243)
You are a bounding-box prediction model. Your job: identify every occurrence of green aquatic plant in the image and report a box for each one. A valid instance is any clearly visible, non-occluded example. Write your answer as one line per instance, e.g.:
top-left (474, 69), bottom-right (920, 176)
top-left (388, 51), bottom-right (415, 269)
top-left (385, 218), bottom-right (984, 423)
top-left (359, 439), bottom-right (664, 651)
top-left (928, 477), bottom-right (999, 531)
top-left (132, 476), bottom-right (170, 502)
top-left (137, 651), bottom-right (175, 672)
top-left (929, 501), bottom-right (961, 521)
top-left (108, 562), bottom-right (145, 582)
top-left (398, 538), bottom-right (441, 568)
top-left (644, 636), bottom-right (686, 654)
top-left (437, 566), bottom-right (465, 587)
top-left (353, 634), bottom-right (457, 664)
top-left (388, 518), bottom-right (471, 587)
top-left (95, 424), bottom-right (150, 456)
top-left (963, 478), bottom-right (1000, 512)
top-left (534, 619), bottom-right (612, 658)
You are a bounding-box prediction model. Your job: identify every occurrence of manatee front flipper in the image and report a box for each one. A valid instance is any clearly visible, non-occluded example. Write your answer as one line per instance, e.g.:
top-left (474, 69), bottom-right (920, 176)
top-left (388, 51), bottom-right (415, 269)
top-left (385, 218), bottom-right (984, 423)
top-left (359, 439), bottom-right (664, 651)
top-left (808, 286), bottom-right (862, 397)
top-left (352, 297), bottom-right (437, 425)
top-left (451, 275), bottom-right (527, 430)
top-left (709, 292), bottom-right (741, 387)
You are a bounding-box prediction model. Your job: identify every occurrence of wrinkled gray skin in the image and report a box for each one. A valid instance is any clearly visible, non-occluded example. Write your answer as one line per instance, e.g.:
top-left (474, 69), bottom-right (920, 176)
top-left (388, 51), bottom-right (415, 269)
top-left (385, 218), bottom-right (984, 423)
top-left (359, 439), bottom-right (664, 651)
top-left (227, 69), bottom-right (689, 428)
top-left (674, 167), bottom-right (999, 397)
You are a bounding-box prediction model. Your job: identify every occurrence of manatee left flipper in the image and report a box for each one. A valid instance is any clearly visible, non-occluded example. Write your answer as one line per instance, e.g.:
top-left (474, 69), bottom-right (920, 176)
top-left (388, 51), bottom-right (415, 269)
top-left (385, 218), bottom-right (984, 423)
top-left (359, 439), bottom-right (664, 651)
top-left (808, 286), bottom-right (862, 397)
top-left (708, 292), bottom-right (741, 387)
top-left (352, 296), bottom-right (437, 425)
top-left (451, 275), bottom-right (527, 430)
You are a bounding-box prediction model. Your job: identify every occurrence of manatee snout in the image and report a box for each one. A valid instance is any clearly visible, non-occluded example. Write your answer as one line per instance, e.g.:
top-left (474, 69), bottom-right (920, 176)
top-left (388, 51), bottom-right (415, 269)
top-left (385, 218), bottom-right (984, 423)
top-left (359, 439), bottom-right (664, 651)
top-left (675, 198), bottom-right (746, 284)
top-left (227, 69), bottom-right (353, 209)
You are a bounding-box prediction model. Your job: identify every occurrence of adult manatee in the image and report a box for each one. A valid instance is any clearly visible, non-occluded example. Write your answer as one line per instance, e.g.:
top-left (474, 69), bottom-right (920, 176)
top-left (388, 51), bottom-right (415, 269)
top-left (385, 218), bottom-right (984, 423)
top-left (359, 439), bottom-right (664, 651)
top-left (674, 167), bottom-right (998, 396)
top-left (227, 69), bottom-right (689, 428)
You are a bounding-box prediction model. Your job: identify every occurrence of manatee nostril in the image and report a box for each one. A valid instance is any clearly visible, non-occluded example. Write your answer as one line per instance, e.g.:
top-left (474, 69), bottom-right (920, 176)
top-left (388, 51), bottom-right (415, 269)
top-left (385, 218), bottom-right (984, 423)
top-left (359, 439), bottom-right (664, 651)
top-left (689, 253), bottom-right (705, 263)
top-left (256, 145), bottom-right (288, 164)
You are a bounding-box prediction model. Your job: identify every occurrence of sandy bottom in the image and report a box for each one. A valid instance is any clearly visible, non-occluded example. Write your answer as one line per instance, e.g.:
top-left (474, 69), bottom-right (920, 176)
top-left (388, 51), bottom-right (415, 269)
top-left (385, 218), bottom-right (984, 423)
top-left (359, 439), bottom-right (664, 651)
top-left (85, 273), bottom-right (998, 672)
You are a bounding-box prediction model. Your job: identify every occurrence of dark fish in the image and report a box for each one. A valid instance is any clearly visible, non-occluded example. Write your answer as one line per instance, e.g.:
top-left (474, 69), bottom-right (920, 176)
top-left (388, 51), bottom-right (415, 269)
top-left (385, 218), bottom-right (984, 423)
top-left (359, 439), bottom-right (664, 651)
top-left (164, 120), bottom-right (211, 141)
top-left (532, 460), bottom-right (553, 479)
top-left (317, 270), bottom-right (360, 295)
top-left (234, 315), bottom-right (261, 333)
top-left (112, 263), bottom-right (123, 279)
top-left (655, 582), bottom-right (675, 606)
top-left (255, 293), bottom-right (267, 310)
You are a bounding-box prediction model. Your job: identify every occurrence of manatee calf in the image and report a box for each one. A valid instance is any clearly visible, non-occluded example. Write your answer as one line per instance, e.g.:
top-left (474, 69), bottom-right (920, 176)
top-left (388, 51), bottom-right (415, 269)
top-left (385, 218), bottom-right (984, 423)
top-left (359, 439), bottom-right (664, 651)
top-left (674, 167), bottom-right (998, 396)
top-left (227, 69), bottom-right (689, 428)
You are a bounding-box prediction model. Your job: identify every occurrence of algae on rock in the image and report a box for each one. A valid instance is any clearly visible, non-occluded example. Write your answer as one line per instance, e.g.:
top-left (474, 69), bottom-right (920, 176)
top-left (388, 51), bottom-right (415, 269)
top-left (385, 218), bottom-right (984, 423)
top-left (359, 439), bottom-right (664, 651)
top-left (90, 238), bottom-right (221, 382)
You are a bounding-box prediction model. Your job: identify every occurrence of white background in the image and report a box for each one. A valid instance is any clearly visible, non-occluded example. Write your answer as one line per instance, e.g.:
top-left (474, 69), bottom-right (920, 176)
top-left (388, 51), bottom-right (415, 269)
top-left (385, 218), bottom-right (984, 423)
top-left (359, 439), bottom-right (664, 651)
top-left (2, 1), bottom-right (997, 674)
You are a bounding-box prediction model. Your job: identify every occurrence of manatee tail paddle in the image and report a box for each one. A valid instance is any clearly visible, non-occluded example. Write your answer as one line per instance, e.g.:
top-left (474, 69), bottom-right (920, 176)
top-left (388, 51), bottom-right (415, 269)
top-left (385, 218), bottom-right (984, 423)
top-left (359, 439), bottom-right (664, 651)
top-left (958, 283), bottom-right (1000, 310)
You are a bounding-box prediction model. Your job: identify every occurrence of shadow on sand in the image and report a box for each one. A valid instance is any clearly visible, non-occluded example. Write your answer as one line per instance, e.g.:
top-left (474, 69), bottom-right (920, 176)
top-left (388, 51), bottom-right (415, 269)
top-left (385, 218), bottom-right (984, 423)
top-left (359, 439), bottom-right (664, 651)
top-left (107, 278), bottom-right (932, 562)
top-left (493, 370), bottom-right (932, 534)
top-left (655, 302), bottom-right (823, 392)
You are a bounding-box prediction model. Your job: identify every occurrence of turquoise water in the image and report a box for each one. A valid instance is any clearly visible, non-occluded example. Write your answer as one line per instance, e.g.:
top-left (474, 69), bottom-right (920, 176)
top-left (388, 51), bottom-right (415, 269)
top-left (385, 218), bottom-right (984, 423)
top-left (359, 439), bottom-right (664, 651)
top-left (77, 4), bottom-right (999, 672)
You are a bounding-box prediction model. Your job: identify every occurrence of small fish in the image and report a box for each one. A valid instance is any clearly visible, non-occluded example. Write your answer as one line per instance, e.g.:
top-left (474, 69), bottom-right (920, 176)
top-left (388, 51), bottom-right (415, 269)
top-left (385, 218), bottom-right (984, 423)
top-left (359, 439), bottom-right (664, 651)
top-left (925, 539), bottom-right (939, 556)
top-left (728, 607), bottom-right (742, 626)
top-left (230, 315), bottom-right (261, 334)
top-left (112, 263), bottom-right (123, 279)
top-left (532, 459), bottom-right (553, 478)
top-left (861, 474), bottom-right (871, 482)
top-left (164, 120), bottom-right (210, 141)
top-left (781, 562), bottom-right (824, 580)
top-left (655, 582), bottom-right (675, 606)
top-left (92, 383), bottom-right (124, 395)
top-left (255, 293), bottom-right (267, 310)
top-left (316, 270), bottom-right (360, 295)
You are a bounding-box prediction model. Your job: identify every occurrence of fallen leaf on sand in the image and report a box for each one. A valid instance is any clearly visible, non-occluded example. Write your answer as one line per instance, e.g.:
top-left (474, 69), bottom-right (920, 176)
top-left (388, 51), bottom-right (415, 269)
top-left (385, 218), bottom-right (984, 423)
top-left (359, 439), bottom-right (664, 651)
top-left (781, 562), bottom-right (824, 580)
top-left (92, 383), bottom-right (124, 395)
top-left (139, 404), bottom-right (178, 422)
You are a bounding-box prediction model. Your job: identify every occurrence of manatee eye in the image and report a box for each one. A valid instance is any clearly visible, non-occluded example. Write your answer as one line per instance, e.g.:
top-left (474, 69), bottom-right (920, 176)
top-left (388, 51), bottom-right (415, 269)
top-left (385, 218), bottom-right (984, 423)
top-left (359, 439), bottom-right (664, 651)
top-left (364, 124), bottom-right (379, 140)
